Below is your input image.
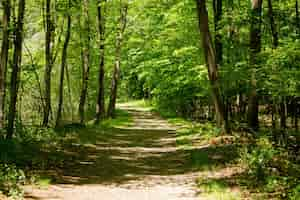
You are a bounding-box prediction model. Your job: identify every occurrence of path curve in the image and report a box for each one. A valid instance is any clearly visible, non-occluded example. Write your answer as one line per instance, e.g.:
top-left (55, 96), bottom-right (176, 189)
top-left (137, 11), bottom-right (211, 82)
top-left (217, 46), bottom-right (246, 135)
top-left (24, 103), bottom-right (199, 200)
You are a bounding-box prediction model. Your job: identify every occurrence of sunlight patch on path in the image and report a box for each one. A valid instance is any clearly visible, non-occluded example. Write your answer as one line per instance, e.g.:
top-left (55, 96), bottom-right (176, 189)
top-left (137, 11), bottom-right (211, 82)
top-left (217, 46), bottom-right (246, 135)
top-left (24, 103), bottom-right (200, 200)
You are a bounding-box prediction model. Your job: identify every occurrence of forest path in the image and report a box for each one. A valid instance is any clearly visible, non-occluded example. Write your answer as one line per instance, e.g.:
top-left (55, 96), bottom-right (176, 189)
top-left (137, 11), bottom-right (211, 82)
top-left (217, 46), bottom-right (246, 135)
top-left (24, 103), bottom-right (200, 200)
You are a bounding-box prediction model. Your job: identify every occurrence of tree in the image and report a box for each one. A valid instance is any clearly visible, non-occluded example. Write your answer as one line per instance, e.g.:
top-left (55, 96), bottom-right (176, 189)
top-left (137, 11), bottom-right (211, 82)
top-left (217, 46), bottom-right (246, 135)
top-left (78, 0), bottom-right (91, 124)
top-left (55, 0), bottom-right (72, 128)
top-left (213, 0), bottom-right (222, 65)
top-left (247, 0), bottom-right (263, 131)
top-left (296, 0), bottom-right (300, 35)
top-left (107, 0), bottom-right (128, 118)
top-left (195, 0), bottom-right (228, 132)
top-left (0, 0), bottom-right (11, 129)
top-left (6, 0), bottom-right (25, 139)
top-left (95, 0), bottom-right (107, 122)
top-left (43, 0), bottom-right (54, 126)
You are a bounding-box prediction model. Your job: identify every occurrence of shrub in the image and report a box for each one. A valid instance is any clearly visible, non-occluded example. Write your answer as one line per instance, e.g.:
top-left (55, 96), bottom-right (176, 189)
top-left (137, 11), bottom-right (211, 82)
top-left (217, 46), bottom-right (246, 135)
top-left (0, 164), bottom-right (25, 199)
top-left (240, 137), bottom-right (277, 182)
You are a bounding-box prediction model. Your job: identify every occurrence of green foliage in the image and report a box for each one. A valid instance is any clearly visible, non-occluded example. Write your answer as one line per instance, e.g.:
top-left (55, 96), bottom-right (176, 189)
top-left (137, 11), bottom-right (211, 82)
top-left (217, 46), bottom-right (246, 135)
top-left (197, 179), bottom-right (241, 200)
top-left (0, 164), bottom-right (25, 199)
top-left (98, 109), bottom-right (133, 128)
top-left (240, 137), bottom-right (277, 181)
top-left (289, 184), bottom-right (300, 200)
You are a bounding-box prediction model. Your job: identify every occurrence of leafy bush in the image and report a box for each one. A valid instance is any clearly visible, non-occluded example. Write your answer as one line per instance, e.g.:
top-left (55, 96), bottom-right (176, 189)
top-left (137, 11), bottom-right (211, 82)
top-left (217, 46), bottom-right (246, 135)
top-left (289, 184), bottom-right (300, 200)
top-left (0, 164), bottom-right (25, 199)
top-left (240, 137), bottom-right (277, 181)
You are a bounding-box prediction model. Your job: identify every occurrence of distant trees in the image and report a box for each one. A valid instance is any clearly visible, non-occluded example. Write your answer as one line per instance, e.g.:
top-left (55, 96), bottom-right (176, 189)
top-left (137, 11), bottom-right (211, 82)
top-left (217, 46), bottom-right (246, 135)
top-left (0, 0), bottom-right (299, 136)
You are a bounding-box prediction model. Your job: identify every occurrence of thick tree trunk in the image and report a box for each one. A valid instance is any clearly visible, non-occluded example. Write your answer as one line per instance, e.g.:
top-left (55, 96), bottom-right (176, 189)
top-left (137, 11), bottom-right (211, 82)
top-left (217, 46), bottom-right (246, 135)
top-left (0, 0), bottom-right (11, 129)
top-left (43, 0), bottom-right (53, 126)
top-left (6, 0), bottom-right (25, 139)
top-left (78, 0), bottom-right (91, 124)
top-left (95, 0), bottom-right (107, 122)
top-left (195, 0), bottom-right (228, 133)
top-left (107, 2), bottom-right (128, 118)
top-left (247, 0), bottom-right (263, 131)
top-left (55, 9), bottom-right (71, 128)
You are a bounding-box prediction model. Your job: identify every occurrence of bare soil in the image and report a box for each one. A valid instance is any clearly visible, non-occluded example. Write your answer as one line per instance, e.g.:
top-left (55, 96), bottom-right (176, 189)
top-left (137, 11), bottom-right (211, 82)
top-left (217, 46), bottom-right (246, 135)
top-left (24, 104), bottom-right (201, 200)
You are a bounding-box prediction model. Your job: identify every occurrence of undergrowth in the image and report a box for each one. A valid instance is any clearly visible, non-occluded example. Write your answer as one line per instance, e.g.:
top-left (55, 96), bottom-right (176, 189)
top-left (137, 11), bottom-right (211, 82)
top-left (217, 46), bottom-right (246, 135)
top-left (0, 109), bottom-right (132, 199)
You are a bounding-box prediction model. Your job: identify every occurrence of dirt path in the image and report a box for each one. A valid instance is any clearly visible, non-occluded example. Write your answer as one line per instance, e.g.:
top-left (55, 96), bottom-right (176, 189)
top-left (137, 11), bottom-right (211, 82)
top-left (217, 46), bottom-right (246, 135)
top-left (24, 103), bottom-right (200, 200)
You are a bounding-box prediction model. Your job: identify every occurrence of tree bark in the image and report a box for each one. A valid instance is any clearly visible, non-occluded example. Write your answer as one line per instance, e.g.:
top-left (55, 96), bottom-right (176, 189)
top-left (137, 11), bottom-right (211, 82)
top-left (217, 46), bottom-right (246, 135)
top-left (195, 0), bottom-right (228, 133)
top-left (213, 0), bottom-right (222, 66)
top-left (107, 1), bottom-right (128, 118)
top-left (78, 0), bottom-right (91, 124)
top-left (0, 0), bottom-right (11, 129)
top-left (296, 0), bottom-right (300, 35)
top-left (6, 0), bottom-right (25, 139)
top-left (267, 0), bottom-right (285, 130)
top-left (267, 0), bottom-right (278, 48)
top-left (247, 0), bottom-right (263, 131)
top-left (55, 5), bottom-right (71, 128)
top-left (95, 0), bottom-right (107, 122)
top-left (43, 0), bottom-right (54, 126)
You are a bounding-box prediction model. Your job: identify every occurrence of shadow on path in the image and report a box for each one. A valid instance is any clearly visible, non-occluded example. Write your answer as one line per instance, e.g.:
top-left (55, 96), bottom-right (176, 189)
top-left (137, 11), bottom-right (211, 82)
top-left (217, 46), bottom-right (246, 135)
top-left (23, 103), bottom-right (239, 199)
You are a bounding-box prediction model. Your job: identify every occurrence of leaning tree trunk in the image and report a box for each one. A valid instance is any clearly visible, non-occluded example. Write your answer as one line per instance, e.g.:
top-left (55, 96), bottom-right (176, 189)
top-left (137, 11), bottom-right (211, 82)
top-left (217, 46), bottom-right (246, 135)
top-left (107, 1), bottom-right (128, 118)
top-left (78, 0), bottom-right (91, 124)
top-left (95, 0), bottom-right (107, 123)
top-left (0, 0), bottom-right (11, 129)
top-left (6, 0), bottom-right (25, 139)
top-left (195, 0), bottom-right (228, 133)
top-left (43, 0), bottom-right (54, 126)
top-left (55, 6), bottom-right (71, 128)
top-left (247, 0), bottom-right (263, 131)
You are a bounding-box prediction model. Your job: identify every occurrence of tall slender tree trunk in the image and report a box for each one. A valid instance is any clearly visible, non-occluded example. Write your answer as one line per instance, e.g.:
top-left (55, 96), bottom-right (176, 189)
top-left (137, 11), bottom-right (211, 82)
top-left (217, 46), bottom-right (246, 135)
top-left (95, 0), bottom-right (106, 122)
top-left (43, 0), bottom-right (54, 126)
top-left (267, 0), bottom-right (284, 129)
top-left (195, 0), bottom-right (228, 133)
top-left (267, 0), bottom-right (278, 48)
top-left (6, 0), bottom-right (25, 139)
top-left (296, 0), bottom-right (300, 35)
top-left (65, 61), bottom-right (73, 121)
top-left (78, 0), bottom-right (91, 124)
top-left (55, 6), bottom-right (71, 128)
top-left (107, 1), bottom-right (128, 118)
top-left (247, 0), bottom-right (263, 131)
top-left (213, 0), bottom-right (222, 66)
top-left (0, 0), bottom-right (11, 129)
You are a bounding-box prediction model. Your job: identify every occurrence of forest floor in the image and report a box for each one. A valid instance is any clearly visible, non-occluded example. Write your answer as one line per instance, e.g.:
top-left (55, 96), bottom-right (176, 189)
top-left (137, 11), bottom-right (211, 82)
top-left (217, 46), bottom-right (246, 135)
top-left (22, 102), bottom-right (244, 200)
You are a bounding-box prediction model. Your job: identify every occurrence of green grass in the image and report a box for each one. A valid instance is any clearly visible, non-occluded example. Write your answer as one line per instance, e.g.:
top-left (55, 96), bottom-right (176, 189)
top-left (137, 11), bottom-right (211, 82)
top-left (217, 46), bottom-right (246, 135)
top-left (197, 179), bottom-right (241, 200)
top-left (99, 109), bottom-right (133, 128)
top-left (0, 109), bottom-right (133, 198)
top-left (35, 176), bottom-right (52, 188)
